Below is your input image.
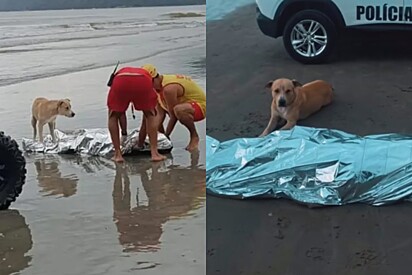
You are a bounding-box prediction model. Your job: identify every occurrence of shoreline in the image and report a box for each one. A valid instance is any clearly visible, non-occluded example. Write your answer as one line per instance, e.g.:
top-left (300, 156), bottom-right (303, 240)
top-left (0, 43), bottom-right (205, 89)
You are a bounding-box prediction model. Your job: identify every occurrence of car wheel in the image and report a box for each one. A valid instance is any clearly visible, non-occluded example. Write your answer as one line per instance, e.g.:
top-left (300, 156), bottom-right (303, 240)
top-left (0, 132), bottom-right (26, 210)
top-left (283, 10), bottom-right (337, 64)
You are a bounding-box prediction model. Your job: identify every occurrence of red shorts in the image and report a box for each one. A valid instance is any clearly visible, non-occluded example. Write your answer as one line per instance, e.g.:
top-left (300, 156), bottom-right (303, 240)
top-left (191, 102), bottom-right (205, 122)
top-left (107, 67), bottom-right (157, 113)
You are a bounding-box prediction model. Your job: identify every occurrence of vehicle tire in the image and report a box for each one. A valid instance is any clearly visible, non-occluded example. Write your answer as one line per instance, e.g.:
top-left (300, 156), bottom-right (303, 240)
top-left (0, 132), bottom-right (27, 210)
top-left (283, 10), bottom-right (337, 64)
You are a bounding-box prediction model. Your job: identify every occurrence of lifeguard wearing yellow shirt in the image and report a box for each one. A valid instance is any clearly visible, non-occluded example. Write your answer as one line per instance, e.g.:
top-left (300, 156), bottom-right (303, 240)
top-left (141, 64), bottom-right (206, 151)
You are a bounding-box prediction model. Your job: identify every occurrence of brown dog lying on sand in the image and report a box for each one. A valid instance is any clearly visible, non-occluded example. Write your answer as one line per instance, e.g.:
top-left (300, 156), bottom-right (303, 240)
top-left (31, 97), bottom-right (75, 143)
top-left (260, 78), bottom-right (333, 137)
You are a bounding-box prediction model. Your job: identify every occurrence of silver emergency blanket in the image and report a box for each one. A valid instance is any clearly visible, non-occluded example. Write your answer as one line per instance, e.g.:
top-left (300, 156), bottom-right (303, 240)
top-left (22, 128), bottom-right (173, 157)
top-left (206, 126), bottom-right (412, 206)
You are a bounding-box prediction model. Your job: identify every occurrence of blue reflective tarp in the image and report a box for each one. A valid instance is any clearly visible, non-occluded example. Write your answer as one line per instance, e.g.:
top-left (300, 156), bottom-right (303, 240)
top-left (206, 126), bottom-right (412, 206)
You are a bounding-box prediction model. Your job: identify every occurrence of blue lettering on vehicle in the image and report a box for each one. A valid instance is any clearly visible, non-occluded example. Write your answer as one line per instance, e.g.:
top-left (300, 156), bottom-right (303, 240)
top-left (356, 4), bottom-right (412, 21)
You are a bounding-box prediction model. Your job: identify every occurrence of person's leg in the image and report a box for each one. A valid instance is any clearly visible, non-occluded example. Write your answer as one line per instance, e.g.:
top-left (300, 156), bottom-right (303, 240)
top-left (143, 109), bottom-right (166, 161)
top-left (119, 111), bottom-right (128, 145)
top-left (157, 105), bottom-right (166, 135)
top-left (107, 81), bottom-right (129, 163)
top-left (131, 74), bottom-right (166, 161)
top-left (138, 105), bottom-right (166, 147)
top-left (158, 122), bottom-right (166, 135)
top-left (119, 111), bottom-right (127, 135)
top-left (173, 102), bottom-right (203, 151)
top-left (108, 110), bottom-right (125, 163)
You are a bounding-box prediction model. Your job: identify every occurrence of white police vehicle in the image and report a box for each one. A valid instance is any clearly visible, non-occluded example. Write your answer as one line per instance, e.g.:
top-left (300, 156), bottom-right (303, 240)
top-left (256, 0), bottom-right (411, 63)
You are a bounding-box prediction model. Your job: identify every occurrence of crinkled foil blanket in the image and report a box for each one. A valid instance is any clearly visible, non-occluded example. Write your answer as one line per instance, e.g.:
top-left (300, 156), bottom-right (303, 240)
top-left (206, 126), bottom-right (412, 206)
top-left (22, 128), bottom-right (173, 157)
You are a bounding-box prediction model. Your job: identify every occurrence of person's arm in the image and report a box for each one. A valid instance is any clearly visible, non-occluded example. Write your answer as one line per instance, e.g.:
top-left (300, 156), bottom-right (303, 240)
top-left (163, 85), bottom-right (181, 138)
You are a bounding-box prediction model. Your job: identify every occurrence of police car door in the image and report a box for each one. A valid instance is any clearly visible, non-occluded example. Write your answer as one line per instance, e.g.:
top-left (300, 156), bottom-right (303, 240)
top-left (332, 0), bottom-right (405, 26)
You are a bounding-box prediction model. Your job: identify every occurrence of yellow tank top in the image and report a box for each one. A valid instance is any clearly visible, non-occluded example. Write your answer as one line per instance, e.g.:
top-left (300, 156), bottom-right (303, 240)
top-left (158, 74), bottom-right (206, 116)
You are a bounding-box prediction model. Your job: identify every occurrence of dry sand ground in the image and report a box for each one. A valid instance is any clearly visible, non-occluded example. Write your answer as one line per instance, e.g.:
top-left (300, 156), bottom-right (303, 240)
top-left (206, 4), bottom-right (412, 275)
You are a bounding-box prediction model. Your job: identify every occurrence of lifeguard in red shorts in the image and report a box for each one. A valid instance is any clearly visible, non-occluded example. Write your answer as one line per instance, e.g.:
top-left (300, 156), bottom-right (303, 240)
top-left (137, 70), bottom-right (206, 152)
top-left (107, 64), bottom-right (166, 163)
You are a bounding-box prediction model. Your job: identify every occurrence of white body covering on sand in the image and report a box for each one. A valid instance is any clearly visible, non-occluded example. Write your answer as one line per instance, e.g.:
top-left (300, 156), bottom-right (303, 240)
top-left (22, 128), bottom-right (173, 157)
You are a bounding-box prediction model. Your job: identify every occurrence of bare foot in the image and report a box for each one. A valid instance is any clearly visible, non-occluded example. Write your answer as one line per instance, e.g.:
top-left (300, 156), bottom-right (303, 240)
top-left (185, 136), bottom-right (199, 151)
top-left (111, 154), bottom-right (125, 163)
top-left (151, 152), bottom-right (167, 162)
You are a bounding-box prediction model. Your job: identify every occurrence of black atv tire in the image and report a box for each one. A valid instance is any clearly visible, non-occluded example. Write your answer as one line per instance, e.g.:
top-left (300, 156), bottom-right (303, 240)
top-left (0, 132), bottom-right (26, 210)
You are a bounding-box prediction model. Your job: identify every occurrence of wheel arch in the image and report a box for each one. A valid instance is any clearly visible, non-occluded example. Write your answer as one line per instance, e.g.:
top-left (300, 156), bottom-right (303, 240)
top-left (274, 0), bottom-right (346, 37)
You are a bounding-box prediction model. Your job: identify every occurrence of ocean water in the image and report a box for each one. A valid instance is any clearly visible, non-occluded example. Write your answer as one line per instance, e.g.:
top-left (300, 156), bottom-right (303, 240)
top-left (0, 5), bottom-right (205, 87)
top-left (206, 0), bottom-right (254, 21)
top-left (0, 5), bottom-right (206, 275)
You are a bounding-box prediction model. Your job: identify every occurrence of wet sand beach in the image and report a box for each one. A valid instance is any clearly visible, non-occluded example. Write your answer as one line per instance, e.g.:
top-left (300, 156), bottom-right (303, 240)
top-left (207, 4), bottom-right (412, 275)
top-left (0, 6), bottom-right (206, 275)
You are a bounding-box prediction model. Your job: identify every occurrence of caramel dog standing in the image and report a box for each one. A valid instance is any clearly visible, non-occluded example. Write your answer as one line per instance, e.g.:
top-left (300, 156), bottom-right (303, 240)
top-left (260, 78), bottom-right (333, 137)
top-left (31, 97), bottom-right (75, 143)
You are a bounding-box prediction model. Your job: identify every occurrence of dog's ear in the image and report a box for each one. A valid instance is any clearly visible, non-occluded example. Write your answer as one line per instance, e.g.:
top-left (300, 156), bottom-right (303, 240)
top-left (58, 100), bottom-right (65, 107)
top-left (292, 79), bottom-right (302, 87)
top-left (65, 98), bottom-right (71, 102)
top-left (265, 80), bottom-right (273, 89)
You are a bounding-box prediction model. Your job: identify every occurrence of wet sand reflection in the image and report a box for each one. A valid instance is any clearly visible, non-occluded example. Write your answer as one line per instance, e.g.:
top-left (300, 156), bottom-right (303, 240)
top-left (0, 210), bottom-right (33, 275)
top-left (34, 157), bottom-right (79, 198)
top-left (112, 152), bottom-right (205, 253)
top-left (26, 152), bottom-right (205, 255)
